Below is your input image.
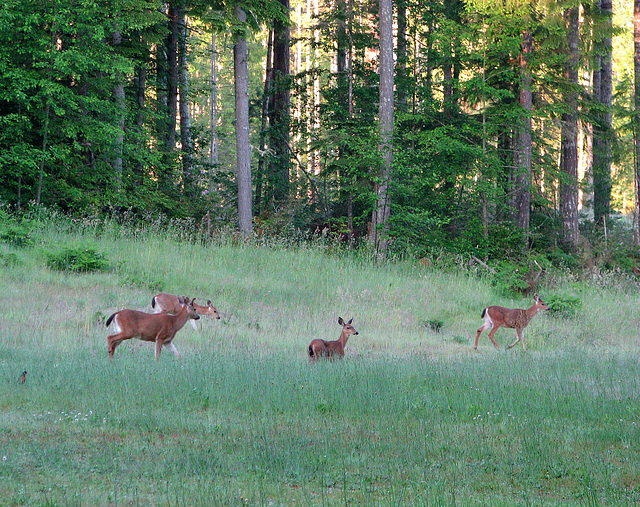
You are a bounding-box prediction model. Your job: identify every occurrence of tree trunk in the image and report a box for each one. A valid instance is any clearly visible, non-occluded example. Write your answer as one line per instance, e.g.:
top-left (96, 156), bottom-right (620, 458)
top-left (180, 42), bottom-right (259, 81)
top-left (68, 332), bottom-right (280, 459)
top-left (234, 5), bottom-right (252, 237)
top-left (373, 0), bottom-right (394, 255)
top-left (560, 7), bottom-right (580, 249)
top-left (514, 30), bottom-right (533, 238)
top-left (268, 0), bottom-right (291, 205)
top-left (166, 4), bottom-right (179, 154)
top-left (36, 100), bottom-right (50, 205)
top-left (396, 0), bottom-right (408, 113)
top-left (255, 29), bottom-right (273, 215)
top-left (634, 0), bottom-right (640, 244)
top-left (593, 0), bottom-right (613, 226)
top-left (209, 31), bottom-right (219, 170)
top-left (134, 44), bottom-right (147, 186)
top-left (177, 7), bottom-right (194, 195)
top-left (111, 28), bottom-right (125, 193)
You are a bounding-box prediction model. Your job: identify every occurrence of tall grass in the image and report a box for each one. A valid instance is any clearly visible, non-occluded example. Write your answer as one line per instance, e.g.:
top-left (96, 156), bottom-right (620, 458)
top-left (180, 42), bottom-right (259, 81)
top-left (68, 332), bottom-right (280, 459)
top-left (1, 215), bottom-right (640, 505)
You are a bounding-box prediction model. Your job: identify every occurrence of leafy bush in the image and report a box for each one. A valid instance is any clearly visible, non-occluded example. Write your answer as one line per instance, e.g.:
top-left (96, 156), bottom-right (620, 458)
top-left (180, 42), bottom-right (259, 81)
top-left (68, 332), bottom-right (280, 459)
top-left (545, 294), bottom-right (583, 318)
top-left (0, 252), bottom-right (20, 266)
top-left (45, 244), bottom-right (109, 273)
top-left (423, 319), bottom-right (444, 333)
top-left (0, 211), bottom-right (33, 247)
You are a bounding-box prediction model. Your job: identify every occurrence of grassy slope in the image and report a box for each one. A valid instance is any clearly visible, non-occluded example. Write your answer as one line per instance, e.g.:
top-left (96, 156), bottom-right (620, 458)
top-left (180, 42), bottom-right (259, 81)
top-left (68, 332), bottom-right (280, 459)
top-left (1, 226), bottom-right (640, 505)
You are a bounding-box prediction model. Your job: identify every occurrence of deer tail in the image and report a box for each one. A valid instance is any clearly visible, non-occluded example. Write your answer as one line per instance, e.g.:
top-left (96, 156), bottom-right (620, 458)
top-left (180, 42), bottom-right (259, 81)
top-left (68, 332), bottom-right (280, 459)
top-left (308, 345), bottom-right (314, 358)
top-left (481, 308), bottom-right (487, 319)
top-left (151, 296), bottom-right (156, 309)
top-left (106, 313), bottom-right (116, 327)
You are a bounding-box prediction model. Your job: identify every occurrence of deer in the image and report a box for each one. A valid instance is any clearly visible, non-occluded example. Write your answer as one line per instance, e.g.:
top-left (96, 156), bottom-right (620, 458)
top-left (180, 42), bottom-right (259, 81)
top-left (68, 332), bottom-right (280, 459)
top-left (475, 294), bottom-right (549, 351)
top-left (151, 293), bottom-right (220, 330)
top-left (106, 297), bottom-right (200, 361)
top-left (308, 317), bottom-right (359, 364)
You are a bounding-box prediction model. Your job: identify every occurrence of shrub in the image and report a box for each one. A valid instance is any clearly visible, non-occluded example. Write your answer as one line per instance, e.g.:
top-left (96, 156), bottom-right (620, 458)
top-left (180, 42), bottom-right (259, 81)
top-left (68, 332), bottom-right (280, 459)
top-left (45, 244), bottom-right (109, 273)
top-left (545, 294), bottom-right (583, 318)
top-left (0, 211), bottom-right (33, 247)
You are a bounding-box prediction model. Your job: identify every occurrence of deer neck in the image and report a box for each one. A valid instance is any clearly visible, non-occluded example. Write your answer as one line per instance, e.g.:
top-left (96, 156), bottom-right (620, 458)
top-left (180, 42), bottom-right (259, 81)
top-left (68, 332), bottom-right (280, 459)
top-left (338, 329), bottom-right (350, 348)
top-left (171, 304), bottom-right (190, 330)
top-left (525, 304), bottom-right (540, 322)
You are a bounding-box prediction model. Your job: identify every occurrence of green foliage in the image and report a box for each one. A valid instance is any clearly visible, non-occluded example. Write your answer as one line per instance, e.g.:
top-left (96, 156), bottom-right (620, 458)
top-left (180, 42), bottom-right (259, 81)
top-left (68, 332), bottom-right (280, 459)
top-left (0, 211), bottom-right (33, 247)
top-left (0, 252), bottom-right (20, 266)
top-left (423, 319), bottom-right (444, 333)
top-left (545, 294), bottom-right (583, 317)
top-left (44, 243), bottom-right (109, 273)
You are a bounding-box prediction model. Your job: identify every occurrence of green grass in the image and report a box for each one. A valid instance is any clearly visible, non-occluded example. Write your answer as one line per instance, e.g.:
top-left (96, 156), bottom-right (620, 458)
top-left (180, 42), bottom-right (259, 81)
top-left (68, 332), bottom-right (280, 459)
top-left (1, 221), bottom-right (640, 505)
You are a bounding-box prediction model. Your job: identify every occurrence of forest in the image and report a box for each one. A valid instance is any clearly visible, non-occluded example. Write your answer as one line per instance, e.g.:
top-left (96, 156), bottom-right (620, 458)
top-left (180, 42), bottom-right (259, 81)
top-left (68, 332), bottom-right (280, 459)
top-left (0, 0), bottom-right (638, 265)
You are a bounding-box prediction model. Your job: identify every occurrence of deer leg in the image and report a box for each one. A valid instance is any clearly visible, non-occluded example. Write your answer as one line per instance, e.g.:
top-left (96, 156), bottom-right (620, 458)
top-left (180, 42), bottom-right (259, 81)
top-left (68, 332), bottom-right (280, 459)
top-left (164, 341), bottom-right (182, 360)
top-left (487, 327), bottom-right (500, 350)
top-left (107, 334), bottom-right (125, 360)
top-left (507, 328), bottom-right (523, 350)
top-left (475, 323), bottom-right (491, 349)
top-left (155, 339), bottom-right (164, 361)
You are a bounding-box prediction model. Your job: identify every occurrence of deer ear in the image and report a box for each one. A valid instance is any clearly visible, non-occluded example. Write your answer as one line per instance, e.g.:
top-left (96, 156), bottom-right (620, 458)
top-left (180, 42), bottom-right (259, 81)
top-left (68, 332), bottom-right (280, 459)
top-left (347, 318), bottom-right (353, 325)
top-left (207, 300), bottom-right (212, 306)
top-left (338, 317), bottom-right (344, 326)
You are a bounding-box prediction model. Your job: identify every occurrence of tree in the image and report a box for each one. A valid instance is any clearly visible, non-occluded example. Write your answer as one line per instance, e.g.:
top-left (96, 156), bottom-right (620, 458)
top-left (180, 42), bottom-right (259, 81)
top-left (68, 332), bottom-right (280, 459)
top-left (234, 4), bottom-right (252, 237)
top-left (514, 29), bottom-right (533, 237)
top-left (592, 0), bottom-right (613, 226)
top-left (267, 0), bottom-right (291, 205)
top-left (177, 6), bottom-right (195, 196)
top-left (372, 0), bottom-right (394, 255)
top-left (635, 0), bottom-right (640, 244)
top-left (560, 5), bottom-right (580, 249)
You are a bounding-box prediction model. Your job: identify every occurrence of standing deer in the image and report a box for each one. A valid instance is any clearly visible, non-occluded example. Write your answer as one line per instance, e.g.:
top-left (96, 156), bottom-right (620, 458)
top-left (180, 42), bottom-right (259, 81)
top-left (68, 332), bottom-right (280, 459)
top-left (106, 297), bottom-right (200, 360)
top-left (308, 317), bottom-right (359, 363)
top-left (152, 293), bottom-right (220, 330)
top-left (475, 294), bottom-right (549, 351)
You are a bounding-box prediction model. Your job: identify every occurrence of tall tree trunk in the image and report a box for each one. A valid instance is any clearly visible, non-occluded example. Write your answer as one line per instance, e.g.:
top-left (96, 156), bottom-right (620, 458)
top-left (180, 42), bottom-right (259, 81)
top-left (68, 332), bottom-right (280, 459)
top-left (268, 0), bottom-right (291, 205)
top-left (373, 0), bottom-right (394, 255)
top-left (634, 0), bottom-right (640, 244)
top-left (209, 31), bottom-right (219, 195)
top-left (36, 100), bottom-right (50, 205)
top-left (396, 0), bottom-right (408, 113)
top-left (166, 4), bottom-right (179, 154)
top-left (177, 7), bottom-right (194, 195)
top-left (255, 28), bottom-right (273, 215)
top-left (593, 0), bottom-right (613, 226)
top-left (111, 28), bottom-right (125, 193)
top-left (560, 7), bottom-right (580, 249)
top-left (134, 44), bottom-right (147, 187)
top-left (335, 0), bottom-right (348, 121)
top-left (234, 5), bottom-right (252, 237)
top-left (514, 30), bottom-right (533, 238)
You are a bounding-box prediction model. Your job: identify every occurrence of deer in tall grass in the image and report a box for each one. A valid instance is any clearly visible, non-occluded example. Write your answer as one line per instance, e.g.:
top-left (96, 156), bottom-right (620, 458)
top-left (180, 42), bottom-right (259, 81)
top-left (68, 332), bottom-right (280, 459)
top-left (106, 297), bottom-right (200, 360)
top-left (308, 317), bottom-right (359, 363)
top-left (152, 293), bottom-right (220, 330)
top-left (475, 294), bottom-right (549, 351)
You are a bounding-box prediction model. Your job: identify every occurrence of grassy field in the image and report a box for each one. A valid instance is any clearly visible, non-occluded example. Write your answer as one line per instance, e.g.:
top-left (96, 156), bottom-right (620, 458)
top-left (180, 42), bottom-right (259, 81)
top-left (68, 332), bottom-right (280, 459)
top-left (1, 219), bottom-right (640, 505)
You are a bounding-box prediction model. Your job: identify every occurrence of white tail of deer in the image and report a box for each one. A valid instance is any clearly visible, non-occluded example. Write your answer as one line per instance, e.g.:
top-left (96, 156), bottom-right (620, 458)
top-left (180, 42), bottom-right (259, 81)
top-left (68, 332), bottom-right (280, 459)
top-left (308, 317), bottom-right (359, 363)
top-left (475, 294), bottom-right (549, 351)
top-left (106, 297), bottom-right (200, 360)
top-left (151, 293), bottom-right (220, 330)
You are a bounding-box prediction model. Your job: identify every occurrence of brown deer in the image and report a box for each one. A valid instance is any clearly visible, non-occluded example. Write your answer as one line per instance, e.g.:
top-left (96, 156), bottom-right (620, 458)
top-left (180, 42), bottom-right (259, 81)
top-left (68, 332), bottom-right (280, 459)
top-left (308, 317), bottom-right (359, 363)
top-left (106, 297), bottom-right (200, 360)
top-left (475, 294), bottom-right (549, 351)
top-left (152, 293), bottom-right (220, 330)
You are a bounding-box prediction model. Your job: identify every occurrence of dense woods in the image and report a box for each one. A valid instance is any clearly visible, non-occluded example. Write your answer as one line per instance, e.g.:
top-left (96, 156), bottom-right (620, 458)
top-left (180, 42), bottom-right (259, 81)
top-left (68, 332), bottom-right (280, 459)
top-left (0, 0), bottom-right (638, 264)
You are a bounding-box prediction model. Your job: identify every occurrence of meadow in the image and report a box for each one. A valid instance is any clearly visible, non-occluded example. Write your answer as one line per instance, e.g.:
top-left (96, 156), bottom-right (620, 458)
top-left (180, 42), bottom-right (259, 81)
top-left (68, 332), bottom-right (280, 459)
top-left (1, 216), bottom-right (640, 505)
